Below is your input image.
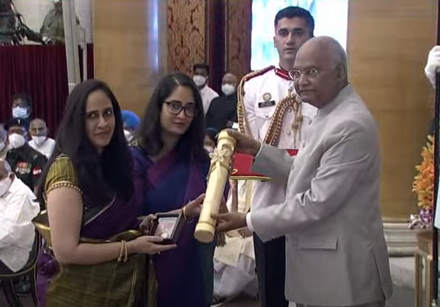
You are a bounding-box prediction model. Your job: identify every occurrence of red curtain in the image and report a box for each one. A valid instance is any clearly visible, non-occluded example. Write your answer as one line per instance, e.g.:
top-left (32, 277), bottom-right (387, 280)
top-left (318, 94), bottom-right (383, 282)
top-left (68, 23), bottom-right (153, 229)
top-left (206, 0), bottom-right (252, 92)
top-left (0, 44), bottom-right (94, 135)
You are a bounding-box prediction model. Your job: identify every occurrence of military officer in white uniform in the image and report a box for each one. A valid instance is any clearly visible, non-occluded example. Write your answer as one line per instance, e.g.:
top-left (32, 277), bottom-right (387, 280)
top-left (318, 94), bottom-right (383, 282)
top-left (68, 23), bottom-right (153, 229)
top-left (236, 6), bottom-right (317, 307)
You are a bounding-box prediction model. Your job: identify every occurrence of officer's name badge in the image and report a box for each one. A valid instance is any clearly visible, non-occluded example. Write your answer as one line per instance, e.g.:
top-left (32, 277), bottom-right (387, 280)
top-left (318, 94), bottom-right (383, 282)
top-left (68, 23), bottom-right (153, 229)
top-left (258, 93), bottom-right (275, 108)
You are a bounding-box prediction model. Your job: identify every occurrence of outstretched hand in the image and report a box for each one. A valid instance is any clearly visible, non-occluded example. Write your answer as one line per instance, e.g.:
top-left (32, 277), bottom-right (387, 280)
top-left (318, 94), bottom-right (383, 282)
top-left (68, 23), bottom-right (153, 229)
top-left (129, 235), bottom-right (177, 255)
top-left (212, 212), bottom-right (247, 232)
top-left (183, 194), bottom-right (205, 219)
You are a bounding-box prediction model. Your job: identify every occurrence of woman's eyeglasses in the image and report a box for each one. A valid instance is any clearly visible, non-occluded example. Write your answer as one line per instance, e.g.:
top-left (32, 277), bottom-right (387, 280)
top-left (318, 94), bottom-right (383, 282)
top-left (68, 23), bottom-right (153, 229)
top-left (164, 101), bottom-right (197, 118)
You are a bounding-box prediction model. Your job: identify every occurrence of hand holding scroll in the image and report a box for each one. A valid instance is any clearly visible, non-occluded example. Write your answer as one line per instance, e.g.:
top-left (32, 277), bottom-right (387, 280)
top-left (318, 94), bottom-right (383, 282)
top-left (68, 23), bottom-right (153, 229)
top-left (212, 212), bottom-right (247, 232)
top-left (183, 194), bottom-right (205, 220)
top-left (226, 129), bottom-right (261, 156)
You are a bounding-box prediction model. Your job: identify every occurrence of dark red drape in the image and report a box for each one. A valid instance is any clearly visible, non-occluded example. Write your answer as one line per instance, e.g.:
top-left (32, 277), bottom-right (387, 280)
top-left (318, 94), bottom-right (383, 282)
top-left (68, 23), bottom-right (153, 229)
top-left (0, 44), bottom-right (94, 136)
top-left (205, 0), bottom-right (252, 91)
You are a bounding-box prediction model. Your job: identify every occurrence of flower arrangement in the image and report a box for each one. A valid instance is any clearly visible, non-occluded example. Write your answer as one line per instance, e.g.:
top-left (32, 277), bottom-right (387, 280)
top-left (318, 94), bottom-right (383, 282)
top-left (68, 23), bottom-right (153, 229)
top-left (410, 135), bottom-right (435, 229)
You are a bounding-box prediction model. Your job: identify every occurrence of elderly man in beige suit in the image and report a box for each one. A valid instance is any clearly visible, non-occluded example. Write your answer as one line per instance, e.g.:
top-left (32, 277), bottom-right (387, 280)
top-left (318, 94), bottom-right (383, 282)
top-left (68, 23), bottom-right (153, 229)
top-left (214, 36), bottom-right (393, 307)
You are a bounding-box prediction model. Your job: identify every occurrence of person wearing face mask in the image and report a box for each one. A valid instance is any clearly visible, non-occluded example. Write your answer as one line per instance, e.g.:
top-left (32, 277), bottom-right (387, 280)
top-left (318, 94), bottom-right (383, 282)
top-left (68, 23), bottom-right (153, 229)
top-left (193, 63), bottom-right (219, 115)
top-left (4, 118), bottom-right (47, 194)
top-left (11, 93), bottom-right (32, 129)
top-left (0, 159), bottom-right (40, 274)
top-left (28, 119), bottom-right (56, 158)
top-left (0, 158), bottom-right (40, 275)
top-left (204, 128), bottom-right (218, 153)
top-left (121, 110), bottom-right (140, 144)
top-left (205, 73), bottom-right (238, 132)
top-left (0, 124), bottom-right (10, 159)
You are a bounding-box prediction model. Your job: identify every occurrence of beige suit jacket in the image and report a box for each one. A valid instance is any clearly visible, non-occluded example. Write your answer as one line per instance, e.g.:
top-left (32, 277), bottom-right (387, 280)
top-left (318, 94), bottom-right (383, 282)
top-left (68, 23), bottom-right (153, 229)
top-left (249, 85), bottom-right (393, 306)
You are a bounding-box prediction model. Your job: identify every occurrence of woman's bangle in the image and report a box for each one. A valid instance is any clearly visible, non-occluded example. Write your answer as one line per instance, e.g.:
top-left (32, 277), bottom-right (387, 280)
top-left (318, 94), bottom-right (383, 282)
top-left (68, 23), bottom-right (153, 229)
top-left (117, 240), bottom-right (124, 262)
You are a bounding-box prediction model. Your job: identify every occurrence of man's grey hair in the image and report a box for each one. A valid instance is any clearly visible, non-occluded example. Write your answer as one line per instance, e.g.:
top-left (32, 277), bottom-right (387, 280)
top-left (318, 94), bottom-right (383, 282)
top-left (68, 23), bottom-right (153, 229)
top-left (0, 159), bottom-right (12, 173)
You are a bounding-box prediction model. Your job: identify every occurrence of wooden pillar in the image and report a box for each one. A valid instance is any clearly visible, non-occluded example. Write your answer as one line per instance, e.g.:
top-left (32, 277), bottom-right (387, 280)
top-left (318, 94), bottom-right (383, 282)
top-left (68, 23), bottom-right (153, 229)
top-left (347, 0), bottom-right (436, 220)
top-left (94, 0), bottom-right (168, 115)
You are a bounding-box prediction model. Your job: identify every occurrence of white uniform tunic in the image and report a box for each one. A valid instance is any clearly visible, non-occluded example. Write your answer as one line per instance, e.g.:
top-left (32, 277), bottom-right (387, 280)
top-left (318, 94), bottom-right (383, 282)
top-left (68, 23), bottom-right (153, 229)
top-left (241, 67), bottom-right (317, 211)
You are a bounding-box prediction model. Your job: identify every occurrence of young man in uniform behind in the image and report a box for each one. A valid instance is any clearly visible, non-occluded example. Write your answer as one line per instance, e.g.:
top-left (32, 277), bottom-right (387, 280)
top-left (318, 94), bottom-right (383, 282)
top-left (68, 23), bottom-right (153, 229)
top-left (237, 6), bottom-right (316, 307)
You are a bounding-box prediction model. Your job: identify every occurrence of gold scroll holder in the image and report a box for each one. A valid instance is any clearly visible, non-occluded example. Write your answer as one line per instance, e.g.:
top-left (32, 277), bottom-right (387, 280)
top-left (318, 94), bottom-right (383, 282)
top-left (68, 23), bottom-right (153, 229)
top-left (194, 130), bottom-right (236, 243)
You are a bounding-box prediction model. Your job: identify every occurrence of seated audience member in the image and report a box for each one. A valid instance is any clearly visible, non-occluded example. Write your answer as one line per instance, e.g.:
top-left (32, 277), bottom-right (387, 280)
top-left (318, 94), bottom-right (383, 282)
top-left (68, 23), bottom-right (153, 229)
top-left (204, 127), bottom-right (218, 153)
top-left (193, 63), bottom-right (219, 115)
top-left (11, 93), bottom-right (33, 130)
top-left (4, 118), bottom-right (48, 193)
top-left (0, 158), bottom-right (40, 273)
top-left (0, 124), bottom-right (10, 159)
top-left (121, 110), bottom-right (140, 143)
top-left (205, 73), bottom-right (238, 131)
top-left (28, 119), bottom-right (56, 158)
top-left (213, 180), bottom-right (257, 304)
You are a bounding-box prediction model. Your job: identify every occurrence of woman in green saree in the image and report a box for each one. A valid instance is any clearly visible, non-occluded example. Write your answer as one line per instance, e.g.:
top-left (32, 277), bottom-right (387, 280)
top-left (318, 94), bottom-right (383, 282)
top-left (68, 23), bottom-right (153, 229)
top-left (34, 80), bottom-right (175, 307)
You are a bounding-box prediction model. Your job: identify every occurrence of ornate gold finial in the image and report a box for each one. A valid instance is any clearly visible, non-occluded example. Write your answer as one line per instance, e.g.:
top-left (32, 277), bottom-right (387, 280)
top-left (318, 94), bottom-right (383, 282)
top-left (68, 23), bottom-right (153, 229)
top-left (195, 130), bottom-right (236, 243)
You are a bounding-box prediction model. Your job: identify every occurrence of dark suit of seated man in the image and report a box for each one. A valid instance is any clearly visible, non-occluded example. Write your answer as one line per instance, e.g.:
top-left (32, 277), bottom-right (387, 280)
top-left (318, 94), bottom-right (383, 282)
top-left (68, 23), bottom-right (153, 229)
top-left (4, 118), bottom-right (48, 195)
top-left (205, 73), bottom-right (238, 132)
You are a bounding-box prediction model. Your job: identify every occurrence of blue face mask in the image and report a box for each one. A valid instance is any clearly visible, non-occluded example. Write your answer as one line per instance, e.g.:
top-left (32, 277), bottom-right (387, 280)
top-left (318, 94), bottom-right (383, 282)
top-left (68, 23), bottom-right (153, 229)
top-left (12, 106), bottom-right (29, 119)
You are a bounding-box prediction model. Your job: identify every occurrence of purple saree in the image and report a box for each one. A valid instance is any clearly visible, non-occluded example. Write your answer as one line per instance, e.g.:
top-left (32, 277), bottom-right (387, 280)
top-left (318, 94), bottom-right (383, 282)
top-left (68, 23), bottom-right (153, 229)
top-left (35, 156), bottom-right (145, 307)
top-left (131, 145), bottom-right (219, 307)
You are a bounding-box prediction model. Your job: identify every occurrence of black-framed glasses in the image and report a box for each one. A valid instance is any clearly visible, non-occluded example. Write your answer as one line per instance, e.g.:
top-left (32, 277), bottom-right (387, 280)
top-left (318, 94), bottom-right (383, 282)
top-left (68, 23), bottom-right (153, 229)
top-left (164, 101), bottom-right (197, 118)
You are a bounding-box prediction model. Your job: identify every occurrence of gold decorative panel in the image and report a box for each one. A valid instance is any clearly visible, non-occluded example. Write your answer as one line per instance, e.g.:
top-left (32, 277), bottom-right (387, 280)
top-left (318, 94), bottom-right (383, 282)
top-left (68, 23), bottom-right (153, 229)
top-left (224, 0), bottom-right (252, 79)
top-left (167, 0), bottom-right (206, 74)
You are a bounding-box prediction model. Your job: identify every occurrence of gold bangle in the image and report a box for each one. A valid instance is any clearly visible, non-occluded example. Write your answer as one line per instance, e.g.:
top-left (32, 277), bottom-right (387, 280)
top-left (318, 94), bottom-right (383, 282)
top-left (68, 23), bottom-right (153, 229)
top-left (182, 206), bottom-right (193, 222)
top-left (117, 241), bottom-right (124, 262)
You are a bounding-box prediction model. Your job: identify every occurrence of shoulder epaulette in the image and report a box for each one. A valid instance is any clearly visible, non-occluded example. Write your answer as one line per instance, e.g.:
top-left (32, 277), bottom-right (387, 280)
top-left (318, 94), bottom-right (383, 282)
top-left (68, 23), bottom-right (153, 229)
top-left (240, 65), bottom-right (275, 85)
top-left (236, 65), bottom-right (275, 136)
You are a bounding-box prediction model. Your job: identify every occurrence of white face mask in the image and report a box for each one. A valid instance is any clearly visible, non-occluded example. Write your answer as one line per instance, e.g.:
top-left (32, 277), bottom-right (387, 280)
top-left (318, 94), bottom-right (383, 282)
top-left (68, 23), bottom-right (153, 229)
top-left (12, 106), bottom-right (29, 119)
top-left (221, 84), bottom-right (235, 96)
top-left (193, 75), bottom-right (207, 87)
top-left (8, 133), bottom-right (26, 149)
top-left (124, 130), bottom-right (134, 143)
top-left (32, 135), bottom-right (47, 147)
top-left (0, 176), bottom-right (12, 198)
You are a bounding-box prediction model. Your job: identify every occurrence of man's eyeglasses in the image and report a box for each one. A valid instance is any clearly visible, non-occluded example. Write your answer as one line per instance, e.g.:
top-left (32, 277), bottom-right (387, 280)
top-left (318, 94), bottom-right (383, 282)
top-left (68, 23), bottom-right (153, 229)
top-left (289, 68), bottom-right (320, 82)
top-left (164, 101), bottom-right (197, 118)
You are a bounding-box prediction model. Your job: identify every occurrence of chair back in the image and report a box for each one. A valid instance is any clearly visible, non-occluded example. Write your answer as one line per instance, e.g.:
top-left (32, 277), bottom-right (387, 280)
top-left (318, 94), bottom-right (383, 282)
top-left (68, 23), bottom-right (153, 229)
top-left (0, 230), bottom-right (42, 278)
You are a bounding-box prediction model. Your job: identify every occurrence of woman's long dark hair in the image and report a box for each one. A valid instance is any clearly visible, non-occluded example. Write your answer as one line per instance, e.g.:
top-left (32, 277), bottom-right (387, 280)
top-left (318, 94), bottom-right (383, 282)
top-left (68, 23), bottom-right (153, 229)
top-left (136, 72), bottom-right (207, 161)
top-left (36, 79), bottom-right (134, 208)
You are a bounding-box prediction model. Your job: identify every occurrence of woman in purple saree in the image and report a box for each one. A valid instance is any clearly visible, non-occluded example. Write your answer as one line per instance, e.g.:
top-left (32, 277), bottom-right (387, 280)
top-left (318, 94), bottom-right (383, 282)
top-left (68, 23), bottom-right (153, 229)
top-left (34, 80), bottom-right (175, 307)
top-left (131, 73), bottom-right (226, 307)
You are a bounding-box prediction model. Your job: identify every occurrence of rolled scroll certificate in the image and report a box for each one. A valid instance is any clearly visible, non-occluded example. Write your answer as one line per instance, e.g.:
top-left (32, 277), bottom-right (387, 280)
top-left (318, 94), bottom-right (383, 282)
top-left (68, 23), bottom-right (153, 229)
top-left (194, 130), bottom-right (236, 243)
